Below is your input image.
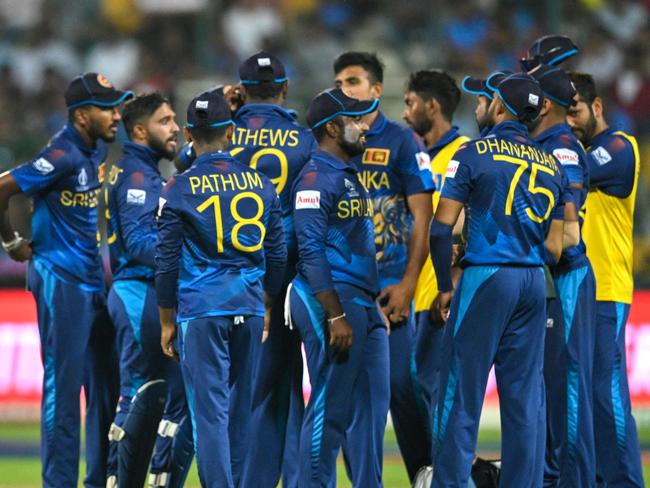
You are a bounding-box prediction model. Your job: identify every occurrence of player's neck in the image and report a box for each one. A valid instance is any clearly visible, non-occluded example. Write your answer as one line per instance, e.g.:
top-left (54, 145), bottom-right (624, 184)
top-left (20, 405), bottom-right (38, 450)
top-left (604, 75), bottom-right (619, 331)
top-left (193, 140), bottom-right (229, 157)
top-left (592, 118), bottom-right (609, 139)
top-left (530, 113), bottom-right (565, 137)
top-left (424, 119), bottom-right (452, 150)
top-left (72, 122), bottom-right (96, 148)
top-left (319, 139), bottom-right (351, 163)
top-left (246, 97), bottom-right (283, 106)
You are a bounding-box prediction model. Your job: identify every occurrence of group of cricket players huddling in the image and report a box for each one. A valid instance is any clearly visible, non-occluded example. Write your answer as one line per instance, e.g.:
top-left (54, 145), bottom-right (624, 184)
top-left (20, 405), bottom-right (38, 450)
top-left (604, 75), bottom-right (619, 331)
top-left (0, 32), bottom-right (643, 488)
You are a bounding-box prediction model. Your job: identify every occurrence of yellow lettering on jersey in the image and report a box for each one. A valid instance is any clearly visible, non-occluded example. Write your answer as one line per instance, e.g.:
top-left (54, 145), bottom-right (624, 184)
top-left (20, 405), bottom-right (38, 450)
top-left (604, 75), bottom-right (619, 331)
top-left (476, 140), bottom-right (488, 154)
top-left (60, 189), bottom-right (100, 207)
top-left (357, 170), bottom-right (390, 191)
top-left (108, 165), bottom-right (123, 185)
top-left (190, 171), bottom-right (265, 195)
top-left (362, 148), bottom-right (390, 166)
top-left (337, 198), bottom-right (374, 219)
top-left (234, 128), bottom-right (299, 148)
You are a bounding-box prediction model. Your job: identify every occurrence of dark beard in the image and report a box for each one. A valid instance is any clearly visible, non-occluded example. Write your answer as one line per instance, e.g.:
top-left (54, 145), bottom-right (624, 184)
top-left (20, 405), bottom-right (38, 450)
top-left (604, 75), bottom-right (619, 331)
top-left (411, 115), bottom-right (432, 137)
top-left (89, 119), bottom-right (117, 143)
top-left (575, 113), bottom-right (597, 145)
top-left (340, 137), bottom-right (365, 157)
top-left (149, 135), bottom-right (175, 160)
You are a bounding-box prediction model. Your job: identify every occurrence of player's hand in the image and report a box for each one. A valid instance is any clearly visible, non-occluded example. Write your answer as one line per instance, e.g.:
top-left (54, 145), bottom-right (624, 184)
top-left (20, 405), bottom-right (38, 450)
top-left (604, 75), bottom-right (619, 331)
top-left (378, 280), bottom-right (415, 325)
top-left (8, 239), bottom-right (32, 262)
top-left (328, 317), bottom-right (353, 352)
top-left (223, 84), bottom-right (245, 113)
top-left (161, 320), bottom-right (179, 362)
top-left (262, 305), bottom-right (271, 343)
top-left (429, 291), bottom-right (453, 328)
top-left (451, 244), bottom-right (465, 267)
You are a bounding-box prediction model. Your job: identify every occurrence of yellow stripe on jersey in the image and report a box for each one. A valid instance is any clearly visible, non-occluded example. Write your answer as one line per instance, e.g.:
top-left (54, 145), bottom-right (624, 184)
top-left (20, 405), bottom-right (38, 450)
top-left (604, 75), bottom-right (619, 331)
top-left (414, 135), bottom-right (470, 312)
top-left (583, 131), bottom-right (639, 304)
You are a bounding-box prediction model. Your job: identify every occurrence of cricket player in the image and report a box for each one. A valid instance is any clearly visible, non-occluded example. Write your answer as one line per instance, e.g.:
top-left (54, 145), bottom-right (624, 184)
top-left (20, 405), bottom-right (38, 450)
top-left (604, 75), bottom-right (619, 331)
top-left (402, 69), bottom-right (470, 442)
top-left (429, 73), bottom-right (566, 488)
top-left (0, 73), bottom-right (132, 488)
top-left (527, 64), bottom-right (596, 487)
top-left (104, 93), bottom-right (193, 488)
top-left (232, 52), bottom-right (317, 488)
top-left (289, 87), bottom-right (388, 487)
top-left (156, 90), bottom-right (287, 488)
top-left (568, 71), bottom-right (644, 488)
top-left (334, 51), bottom-right (435, 481)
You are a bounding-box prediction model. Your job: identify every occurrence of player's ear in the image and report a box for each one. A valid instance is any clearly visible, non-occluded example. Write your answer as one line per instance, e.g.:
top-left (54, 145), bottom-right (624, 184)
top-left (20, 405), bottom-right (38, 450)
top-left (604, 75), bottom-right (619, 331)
top-left (183, 126), bottom-right (193, 143)
top-left (540, 98), bottom-right (552, 117)
top-left (592, 96), bottom-right (603, 119)
top-left (325, 119), bottom-right (341, 139)
top-left (426, 98), bottom-right (438, 118)
top-left (370, 81), bottom-right (383, 99)
top-left (225, 124), bottom-right (234, 141)
top-left (281, 81), bottom-right (289, 100)
top-left (131, 123), bottom-right (147, 142)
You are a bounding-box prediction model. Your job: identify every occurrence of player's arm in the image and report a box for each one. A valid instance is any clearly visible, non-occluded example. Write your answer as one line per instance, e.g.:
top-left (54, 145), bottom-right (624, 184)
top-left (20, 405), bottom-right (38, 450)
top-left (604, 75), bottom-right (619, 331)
top-left (379, 192), bottom-right (432, 323)
top-left (563, 201), bottom-right (579, 249)
top-left (114, 172), bottom-right (158, 268)
top-left (545, 219), bottom-right (564, 264)
top-left (0, 172), bottom-right (31, 261)
top-left (586, 139), bottom-right (635, 197)
top-left (262, 192), bottom-right (288, 341)
top-left (293, 172), bottom-right (352, 352)
top-left (155, 181), bottom-right (183, 360)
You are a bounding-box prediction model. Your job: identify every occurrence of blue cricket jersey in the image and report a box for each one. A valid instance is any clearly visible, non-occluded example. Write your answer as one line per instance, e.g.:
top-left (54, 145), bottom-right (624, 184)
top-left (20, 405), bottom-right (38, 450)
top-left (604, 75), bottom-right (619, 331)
top-left (231, 103), bottom-right (317, 259)
top-left (442, 121), bottom-right (565, 266)
top-left (351, 112), bottom-right (434, 287)
top-left (11, 124), bottom-right (106, 290)
top-left (533, 123), bottom-right (589, 272)
top-left (292, 150), bottom-right (379, 299)
top-left (155, 151), bottom-right (287, 320)
top-left (106, 141), bottom-right (164, 282)
top-left (586, 128), bottom-right (636, 197)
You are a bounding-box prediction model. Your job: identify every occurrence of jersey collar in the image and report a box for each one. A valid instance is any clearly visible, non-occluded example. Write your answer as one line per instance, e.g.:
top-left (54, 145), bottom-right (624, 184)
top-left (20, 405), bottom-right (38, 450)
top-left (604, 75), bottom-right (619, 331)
top-left (531, 122), bottom-right (572, 144)
top-left (428, 126), bottom-right (461, 156)
top-left (588, 127), bottom-right (616, 149)
top-left (193, 150), bottom-right (235, 167)
top-left (123, 141), bottom-right (163, 168)
top-left (311, 150), bottom-right (356, 172)
top-left (488, 120), bottom-right (529, 139)
top-left (235, 103), bottom-right (297, 122)
top-left (62, 123), bottom-right (99, 156)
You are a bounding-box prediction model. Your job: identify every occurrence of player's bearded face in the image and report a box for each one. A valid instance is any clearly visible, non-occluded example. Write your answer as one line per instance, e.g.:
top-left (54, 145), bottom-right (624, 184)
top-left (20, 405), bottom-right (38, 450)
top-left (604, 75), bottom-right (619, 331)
top-left (146, 103), bottom-right (179, 160)
top-left (339, 116), bottom-right (368, 157)
top-left (567, 100), bottom-right (597, 145)
top-left (87, 105), bottom-right (121, 142)
top-left (479, 96), bottom-right (497, 132)
top-left (402, 92), bottom-right (431, 136)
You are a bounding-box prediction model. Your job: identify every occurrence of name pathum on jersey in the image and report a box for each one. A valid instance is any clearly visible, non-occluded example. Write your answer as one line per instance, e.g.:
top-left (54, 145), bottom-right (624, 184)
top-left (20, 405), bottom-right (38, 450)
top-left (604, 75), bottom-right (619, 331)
top-left (156, 152), bottom-right (286, 320)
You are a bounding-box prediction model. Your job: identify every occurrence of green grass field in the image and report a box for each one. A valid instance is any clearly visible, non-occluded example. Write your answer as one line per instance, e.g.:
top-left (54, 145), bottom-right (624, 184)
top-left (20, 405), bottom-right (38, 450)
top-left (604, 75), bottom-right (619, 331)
top-left (0, 420), bottom-right (648, 487)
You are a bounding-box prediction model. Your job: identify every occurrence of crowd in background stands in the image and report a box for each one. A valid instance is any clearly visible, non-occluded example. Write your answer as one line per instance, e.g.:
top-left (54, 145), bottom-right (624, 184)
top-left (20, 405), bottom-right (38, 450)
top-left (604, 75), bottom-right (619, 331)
top-left (0, 0), bottom-right (649, 283)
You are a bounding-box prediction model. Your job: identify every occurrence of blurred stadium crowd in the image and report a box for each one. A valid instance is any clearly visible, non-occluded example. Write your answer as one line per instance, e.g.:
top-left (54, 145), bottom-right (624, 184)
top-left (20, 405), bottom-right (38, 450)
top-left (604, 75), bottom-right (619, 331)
top-left (0, 0), bottom-right (648, 284)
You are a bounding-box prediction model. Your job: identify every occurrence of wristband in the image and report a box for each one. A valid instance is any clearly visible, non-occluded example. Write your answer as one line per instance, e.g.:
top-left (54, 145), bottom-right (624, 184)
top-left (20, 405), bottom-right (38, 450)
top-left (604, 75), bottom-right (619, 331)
top-left (327, 313), bottom-right (346, 325)
top-left (2, 232), bottom-right (22, 253)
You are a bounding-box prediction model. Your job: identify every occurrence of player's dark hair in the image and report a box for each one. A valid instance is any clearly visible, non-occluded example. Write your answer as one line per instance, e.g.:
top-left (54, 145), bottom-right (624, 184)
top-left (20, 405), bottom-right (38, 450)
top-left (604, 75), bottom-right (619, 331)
top-left (245, 81), bottom-right (286, 101)
top-left (334, 52), bottom-right (384, 84)
top-left (122, 93), bottom-right (170, 139)
top-left (568, 72), bottom-right (598, 105)
top-left (407, 69), bottom-right (461, 121)
top-left (188, 125), bottom-right (229, 145)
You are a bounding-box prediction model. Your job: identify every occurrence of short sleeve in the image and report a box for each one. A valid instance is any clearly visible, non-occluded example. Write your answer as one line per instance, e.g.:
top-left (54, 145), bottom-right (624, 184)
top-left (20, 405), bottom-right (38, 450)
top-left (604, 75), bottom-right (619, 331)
top-left (397, 129), bottom-right (435, 196)
top-left (11, 142), bottom-right (76, 195)
top-left (440, 145), bottom-right (473, 204)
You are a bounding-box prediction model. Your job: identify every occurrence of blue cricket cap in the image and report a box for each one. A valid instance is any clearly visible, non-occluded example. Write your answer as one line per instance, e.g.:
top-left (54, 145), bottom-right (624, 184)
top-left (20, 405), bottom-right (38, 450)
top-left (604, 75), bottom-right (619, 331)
top-left (239, 52), bottom-right (287, 85)
top-left (461, 71), bottom-right (512, 100)
top-left (306, 87), bottom-right (379, 129)
top-left (528, 64), bottom-right (577, 108)
top-left (186, 89), bottom-right (233, 129)
top-left (493, 72), bottom-right (544, 120)
top-left (520, 35), bottom-right (579, 71)
top-left (64, 72), bottom-right (133, 109)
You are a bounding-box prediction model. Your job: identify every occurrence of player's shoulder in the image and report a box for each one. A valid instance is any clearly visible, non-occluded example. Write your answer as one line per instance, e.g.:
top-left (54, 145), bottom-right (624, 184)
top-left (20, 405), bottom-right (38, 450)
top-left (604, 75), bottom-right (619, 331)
top-left (548, 133), bottom-right (585, 167)
top-left (590, 130), bottom-right (636, 165)
top-left (382, 116), bottom-right (419, 143)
